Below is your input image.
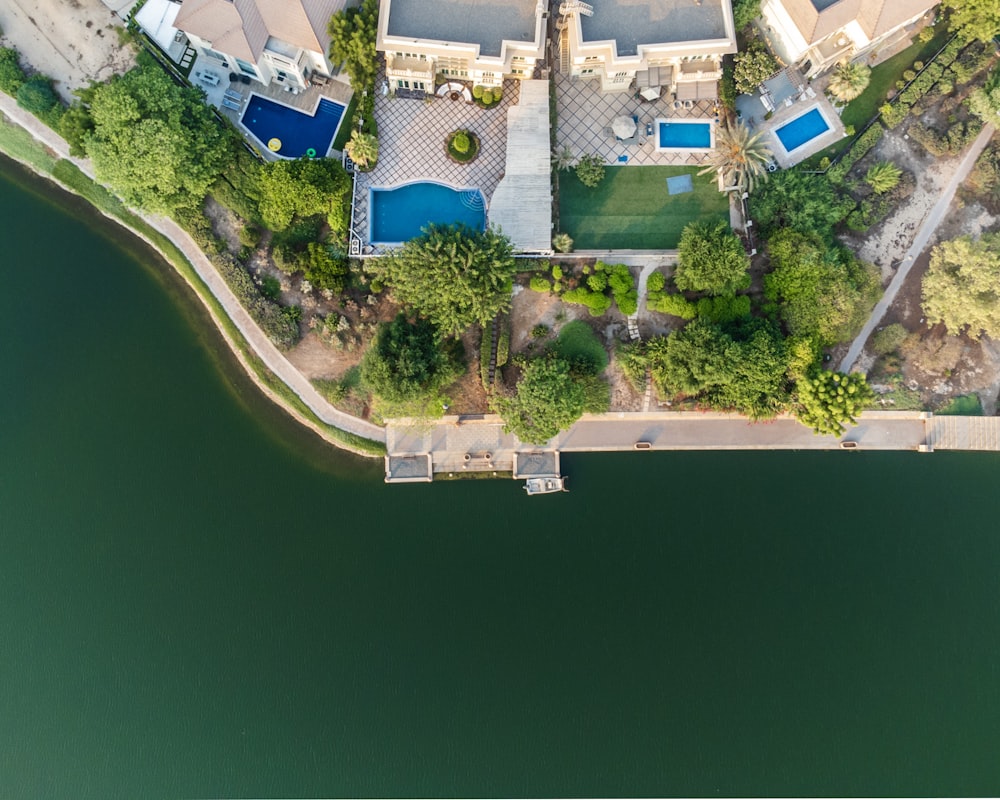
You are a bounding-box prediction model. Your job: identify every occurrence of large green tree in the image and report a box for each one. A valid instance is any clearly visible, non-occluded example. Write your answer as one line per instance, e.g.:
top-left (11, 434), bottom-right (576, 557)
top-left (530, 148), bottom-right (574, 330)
top-left (646, 319), bottom-right (789, 418)
top-left (733, 42), bottom-right (777, 95)
top-left (492, 355), bottom-right (586, 444)
top-left (750, 169), bottom-right (850, 240)
top-left (373, 224), bottom-right (516, 336)
top-left (764, 230), bottom-right (881, 346)
top-left (84, 61), bottom-right (228, 214)
top-left (674, 220), bottom-right (751, 295)
top-left (945, 0), bottom-right (1000, 43)
top-left (328, 0), bottom-right (379, 91)
top-left (256, 157), bottom-right (351, 232)
top-left (796, 369), bottom-right (873, 436)
top-left (922, 233), bottom-right (1000, 339)
top-left (360, 314), bottom-right (462, 405)
top-left (732, 0), bottom-right (761, 30)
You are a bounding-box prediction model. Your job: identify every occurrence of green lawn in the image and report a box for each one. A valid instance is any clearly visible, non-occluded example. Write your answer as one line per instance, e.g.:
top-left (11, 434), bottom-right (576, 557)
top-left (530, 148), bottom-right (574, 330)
top-left (801, 24), bottom-right (952, 167)
top-left (558, 165), bottom-right (729, 250)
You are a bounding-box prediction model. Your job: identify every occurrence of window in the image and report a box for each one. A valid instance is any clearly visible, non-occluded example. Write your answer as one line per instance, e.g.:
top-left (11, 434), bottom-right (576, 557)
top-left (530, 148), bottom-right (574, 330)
top-left (236, 58), bottom-right (257, 76)
top-left (204, 48), bottom-right (228, 66)
top-left (397, 79), bottom-right (410, 88)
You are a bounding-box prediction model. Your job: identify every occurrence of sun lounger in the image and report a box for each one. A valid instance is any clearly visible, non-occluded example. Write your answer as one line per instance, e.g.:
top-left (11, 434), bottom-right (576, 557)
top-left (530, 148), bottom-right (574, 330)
top-left (221, 98), bottom-right (242, 111)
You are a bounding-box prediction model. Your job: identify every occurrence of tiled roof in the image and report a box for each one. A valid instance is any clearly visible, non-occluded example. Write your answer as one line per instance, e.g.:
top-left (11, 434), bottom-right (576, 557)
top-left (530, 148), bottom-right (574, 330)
top-left (175, 0), bottom-right (346, 61)
top-left (779, 0), bottom-right (938, 45)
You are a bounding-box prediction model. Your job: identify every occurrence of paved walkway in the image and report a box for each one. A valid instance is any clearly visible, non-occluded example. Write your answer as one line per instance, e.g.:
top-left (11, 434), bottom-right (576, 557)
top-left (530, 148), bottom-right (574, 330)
top-left (0, 94), bottom-right (386, 448)
top-left (840, 123), bottom-right (996, 373)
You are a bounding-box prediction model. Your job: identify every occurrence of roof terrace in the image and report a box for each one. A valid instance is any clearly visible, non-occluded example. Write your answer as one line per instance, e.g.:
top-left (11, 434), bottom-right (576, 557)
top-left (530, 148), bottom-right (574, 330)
top-left (384, 0), bottom-right (540, 58)
top-left (579, 0), bottom-right (729, 56)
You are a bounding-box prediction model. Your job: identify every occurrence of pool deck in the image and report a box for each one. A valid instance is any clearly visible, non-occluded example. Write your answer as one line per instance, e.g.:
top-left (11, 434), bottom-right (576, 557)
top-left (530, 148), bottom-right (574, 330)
top-left (765, 101), bottom-right (844, 168)
top-left (190, 52), bottom-right (354, 162)
top-left (554, 71), bottom-right (719, 168)
top-left (352, 73), bottom-right (518, 254)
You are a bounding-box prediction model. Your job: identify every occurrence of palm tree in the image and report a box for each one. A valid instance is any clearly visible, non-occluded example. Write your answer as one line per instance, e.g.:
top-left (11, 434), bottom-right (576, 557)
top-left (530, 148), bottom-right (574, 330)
top-left (865, 161), bottom-right (903, 194)
top-left (551, 145), bottom-right (576, 171)
top-left (699, 120), bottom-right (772, 193)
top-left (345, 130), bottom-right (379, 170)
top-left (827, 60), bottom-right (871, 103)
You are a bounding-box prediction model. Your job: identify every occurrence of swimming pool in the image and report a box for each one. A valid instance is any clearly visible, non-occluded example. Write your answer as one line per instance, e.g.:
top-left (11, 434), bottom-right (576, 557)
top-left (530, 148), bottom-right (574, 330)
top-left (241, 95), bottom-right (345, 159)
top-left (657, 120), bottom-right (713, 150)
top-left (774, 107), bottom-right (831, 153)
top-left (369, 182), bottom-right (486, 244)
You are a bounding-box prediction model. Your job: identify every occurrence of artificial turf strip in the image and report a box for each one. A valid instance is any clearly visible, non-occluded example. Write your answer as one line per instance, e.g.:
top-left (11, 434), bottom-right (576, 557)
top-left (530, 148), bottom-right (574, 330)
top-left (558, 165), bottom-right (729, 251)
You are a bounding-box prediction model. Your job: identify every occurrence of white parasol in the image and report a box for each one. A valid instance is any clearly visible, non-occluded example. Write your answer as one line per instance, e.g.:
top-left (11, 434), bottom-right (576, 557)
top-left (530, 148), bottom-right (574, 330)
top-left (612, 115), bottom-right (637, 139)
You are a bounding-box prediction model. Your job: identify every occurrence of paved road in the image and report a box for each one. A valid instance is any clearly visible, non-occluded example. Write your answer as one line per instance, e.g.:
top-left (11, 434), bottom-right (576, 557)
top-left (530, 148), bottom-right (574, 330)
top-left (840, 123), bottom-right (996, 373)
top-left (0, 94), bottom-right (386, 446)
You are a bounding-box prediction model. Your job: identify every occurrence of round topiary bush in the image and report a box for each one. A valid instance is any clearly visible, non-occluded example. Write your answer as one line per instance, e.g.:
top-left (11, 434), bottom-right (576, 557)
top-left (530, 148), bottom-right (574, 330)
top-left (472, 85), bottom-right (484, 99)
top-left (446, 129), bottom-right (480, 163)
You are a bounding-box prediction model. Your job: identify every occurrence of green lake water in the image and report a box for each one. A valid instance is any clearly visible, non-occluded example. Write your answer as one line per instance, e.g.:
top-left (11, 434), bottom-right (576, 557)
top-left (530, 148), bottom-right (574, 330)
top-left (2, 156), bottom-right (1000, 797)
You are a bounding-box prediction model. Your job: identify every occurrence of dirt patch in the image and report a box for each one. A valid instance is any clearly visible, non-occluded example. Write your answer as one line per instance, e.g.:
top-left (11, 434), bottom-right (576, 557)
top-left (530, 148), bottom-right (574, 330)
top-left (286, 330), bottom-right (362, 381)
top-left (204, 197), bottom-right (243, 255)
top-left (0, 0), bottom-right (136, 102)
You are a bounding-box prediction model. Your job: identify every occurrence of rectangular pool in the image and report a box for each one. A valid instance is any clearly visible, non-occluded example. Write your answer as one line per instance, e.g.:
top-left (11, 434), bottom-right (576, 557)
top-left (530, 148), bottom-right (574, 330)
top-left (369, 182), bottom-right (486, 245)
top-left (658, 120), bottom-right (713, 150)
top-left (774, 107), bottom-right (830, 153)
top-left (241, 95), bottom-right (345, 159)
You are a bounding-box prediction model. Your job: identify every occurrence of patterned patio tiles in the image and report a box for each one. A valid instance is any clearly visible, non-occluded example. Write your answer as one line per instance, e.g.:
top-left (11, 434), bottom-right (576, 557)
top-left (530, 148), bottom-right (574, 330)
top-left (352, 79), bottom-right (519, 250)
top-left (554, 71), bottom-right (716, 168)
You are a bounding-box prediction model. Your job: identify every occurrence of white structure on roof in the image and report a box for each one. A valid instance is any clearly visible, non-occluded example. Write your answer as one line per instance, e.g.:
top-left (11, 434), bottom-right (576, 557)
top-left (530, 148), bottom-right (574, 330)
top-left (761, 0), bottom-right (940, 78)
top-left (487, 80), bottom-right (553, 253)
top-left (558, 0), bottom-right (737, 95)
top-left (135, 0), bottom-right (186, 61)
top-left (376, 0), bottom-right (547, 91)
top-left (172, 0), bottom-right (345, 89)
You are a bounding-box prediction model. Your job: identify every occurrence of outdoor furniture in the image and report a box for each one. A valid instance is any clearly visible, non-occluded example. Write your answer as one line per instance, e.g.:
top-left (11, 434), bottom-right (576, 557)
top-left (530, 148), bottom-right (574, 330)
top-left (617, 154), bottom-right (628, 163)
top-left (646, 122), bottom-right (654, 136)
top-left (221, 98), bottom-right (241, 111)
top-left (195, 70), bottom-right (220, 86)
top-left (612, 115), bottom-right (637, 139)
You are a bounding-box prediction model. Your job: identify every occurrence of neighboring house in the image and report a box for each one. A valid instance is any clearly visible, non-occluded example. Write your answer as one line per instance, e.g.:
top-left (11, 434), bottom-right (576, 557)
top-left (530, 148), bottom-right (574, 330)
top-left (376, 0), bottom-right (547, 91)
top-left (173, 0), bottom-right (347, 89)
top-left (557, 0), bottom-right (737, 97)
top-left (760, 0), bottom-right (940, 77)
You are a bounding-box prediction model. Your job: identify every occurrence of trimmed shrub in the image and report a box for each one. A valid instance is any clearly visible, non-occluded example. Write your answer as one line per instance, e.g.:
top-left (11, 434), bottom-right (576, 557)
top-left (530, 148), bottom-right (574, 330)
top-left (827, 123), bottom-right (883, 183)
top-left (472, 85), bottom-right (484, 99)
top-left (529, 275), bottom-right (552, 292)
top-left (646, 271), bottom-right (666, 293)
top-left (551, 264), bottom-right (563, 280)
top-left (871, 323), bottom-right (908, 356)
top-left (587, 272), bottom-right (608, 292)
top-left (561, 287), bottom-right (613, 316)
top-left (575, 153), bottom-right (606, 188)
top-left (648, 292), bottom-right (697, 319)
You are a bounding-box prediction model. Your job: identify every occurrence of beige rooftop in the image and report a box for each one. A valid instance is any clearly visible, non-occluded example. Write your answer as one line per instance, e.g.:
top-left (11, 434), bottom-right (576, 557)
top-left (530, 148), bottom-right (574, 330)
top-left (779, 0), bottom-right (938, 44)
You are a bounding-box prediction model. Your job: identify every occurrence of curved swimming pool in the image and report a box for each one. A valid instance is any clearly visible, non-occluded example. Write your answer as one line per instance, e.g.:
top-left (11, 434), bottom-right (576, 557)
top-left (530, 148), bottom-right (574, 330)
top-left (369, 182), bottom-right (486, 244)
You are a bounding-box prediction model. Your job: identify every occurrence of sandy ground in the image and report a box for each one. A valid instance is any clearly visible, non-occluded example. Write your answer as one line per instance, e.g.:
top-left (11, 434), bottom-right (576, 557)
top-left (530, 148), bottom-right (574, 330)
top-left (0, 0), bottom-right (136, 102)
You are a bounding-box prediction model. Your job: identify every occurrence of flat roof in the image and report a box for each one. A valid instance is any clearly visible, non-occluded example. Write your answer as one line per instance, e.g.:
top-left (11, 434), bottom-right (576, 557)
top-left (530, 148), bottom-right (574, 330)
top-left (385, 0), bottom-right (539, 58)
top-left (580, 0), bottom-right (728, 55)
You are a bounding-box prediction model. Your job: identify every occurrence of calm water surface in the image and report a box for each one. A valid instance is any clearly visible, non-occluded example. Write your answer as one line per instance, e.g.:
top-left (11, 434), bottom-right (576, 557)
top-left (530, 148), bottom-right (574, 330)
top-left (2, 157), bottom-right (1000, 797)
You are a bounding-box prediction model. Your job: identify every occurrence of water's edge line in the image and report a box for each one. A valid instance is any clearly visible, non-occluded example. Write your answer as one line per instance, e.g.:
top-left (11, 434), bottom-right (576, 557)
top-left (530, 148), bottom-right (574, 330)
top-left (0, 108), bottom-right (385, 459)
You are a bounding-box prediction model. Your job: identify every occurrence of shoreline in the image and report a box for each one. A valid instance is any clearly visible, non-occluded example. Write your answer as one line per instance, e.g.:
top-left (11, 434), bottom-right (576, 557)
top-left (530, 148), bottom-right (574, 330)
top-left (0, 97), bottom-right (387, 460)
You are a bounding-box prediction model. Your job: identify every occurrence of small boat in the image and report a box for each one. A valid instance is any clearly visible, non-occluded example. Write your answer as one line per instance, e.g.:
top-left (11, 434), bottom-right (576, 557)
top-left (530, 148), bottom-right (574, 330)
top-left (523, 476), bottom-right (568, 495)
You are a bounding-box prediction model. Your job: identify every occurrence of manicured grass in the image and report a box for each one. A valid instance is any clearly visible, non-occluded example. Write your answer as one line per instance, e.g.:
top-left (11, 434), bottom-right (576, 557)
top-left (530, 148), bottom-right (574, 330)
top-left (558, 165), bottom-right (728, 250)
top-left (553, 320), bottom-right (609, 372)
top-left (332, 92), bottom-right (360, 151)
top-left (0, 115), bottom-right (59, 172)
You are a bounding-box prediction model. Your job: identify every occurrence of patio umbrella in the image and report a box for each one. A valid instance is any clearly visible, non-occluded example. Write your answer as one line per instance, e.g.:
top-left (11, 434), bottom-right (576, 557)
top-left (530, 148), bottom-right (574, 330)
top-left (640, 86), bottom-right (660, 101)
top-left (612, 115), bottom-right (636, 139)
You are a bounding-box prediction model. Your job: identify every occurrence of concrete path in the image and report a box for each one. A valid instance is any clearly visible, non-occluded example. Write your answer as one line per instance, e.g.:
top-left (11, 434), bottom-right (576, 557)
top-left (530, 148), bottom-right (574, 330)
top-left (0, 95), bottom-right (386, 446)
top-left (839, 123), bottom-right (996, 373)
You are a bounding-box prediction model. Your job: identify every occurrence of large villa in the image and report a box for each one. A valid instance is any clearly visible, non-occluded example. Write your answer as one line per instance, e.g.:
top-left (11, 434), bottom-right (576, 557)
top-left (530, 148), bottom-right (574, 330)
top-left (134, 0), bottom-right (940, 253)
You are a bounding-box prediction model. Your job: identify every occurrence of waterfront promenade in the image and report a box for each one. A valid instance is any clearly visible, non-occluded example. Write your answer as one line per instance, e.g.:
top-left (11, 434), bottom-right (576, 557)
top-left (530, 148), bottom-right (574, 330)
top-left (385, 411), bottom-right (1000, 482)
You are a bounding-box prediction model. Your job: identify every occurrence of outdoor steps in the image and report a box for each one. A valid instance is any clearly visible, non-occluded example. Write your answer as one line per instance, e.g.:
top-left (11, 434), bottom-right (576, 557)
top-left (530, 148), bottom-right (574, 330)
top-left (927, 415), bottom-right (1000, 450)
top-left (486, 316), bottom-right (500, 387)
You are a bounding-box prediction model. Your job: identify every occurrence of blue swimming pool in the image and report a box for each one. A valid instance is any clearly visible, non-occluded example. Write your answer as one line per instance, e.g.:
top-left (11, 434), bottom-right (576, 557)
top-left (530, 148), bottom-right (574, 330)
top-left (774, 107), bottom-right (830, 153)
top-left (658, 121), bottom-right (712, 149)
top-left (369, 183), bottom-right (486, 244)
top-left (241, 95), bottom-right (345, 159)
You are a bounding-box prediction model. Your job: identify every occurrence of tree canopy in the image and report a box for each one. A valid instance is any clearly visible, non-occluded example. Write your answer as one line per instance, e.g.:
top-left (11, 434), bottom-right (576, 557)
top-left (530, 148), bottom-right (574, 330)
top-left (795, 369), bottom-right (873, 436)
top-left (84, 61), bottom-right (229, 214)
top-left (733, 42), bottom-right (777, 95)
top-left (372, 224), bottom-right (516, 336)
top-left (646, 318), bottom-right (790, 418)
top-left (750, 168), bottom-right (851, 240)
top-left (492, 355), bottom-right (587, 444)
top-left (674, 220), bottom-right (751, 295)
top-left (328, 0), bottom-right (379, 91)
top-left (945, 0), bottom-right (1000, 43)
top-left (922, 233), bottom-right (1000, 339)
top-left (360, 314), bottom-right (462, 405)
top-left (764, 229), bottom-right (881, 346)
top-left (256, 157), bottom-right (351, 232)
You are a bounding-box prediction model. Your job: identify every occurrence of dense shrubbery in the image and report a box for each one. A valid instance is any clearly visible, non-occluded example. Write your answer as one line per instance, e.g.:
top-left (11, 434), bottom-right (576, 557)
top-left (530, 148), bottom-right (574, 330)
top-left (675, 220), bottom-right (750, 295)
top-left (575, 153), bottom-right (606, 188)
top-left (908, 117), bottom-right (983, 156)
top-left (733, 40), bottom-right (777, 94)
top-left (827, 124), bottom-right (883, 183)
top-left (0, 47), bottom-right (26, 95)
top-left (752, 168), bottom-right (853, 239)
top-left (559, 261), bottom-right (636, 316)
top-left (871, 323), bottom-right (909, 356)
